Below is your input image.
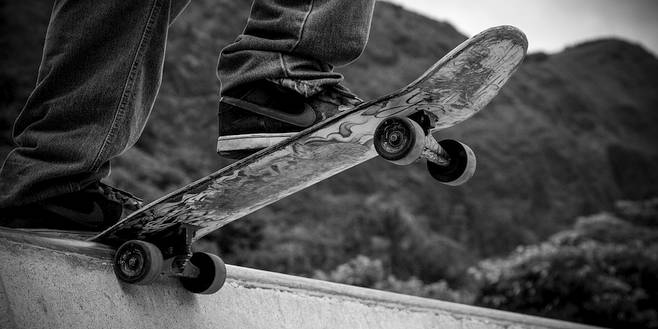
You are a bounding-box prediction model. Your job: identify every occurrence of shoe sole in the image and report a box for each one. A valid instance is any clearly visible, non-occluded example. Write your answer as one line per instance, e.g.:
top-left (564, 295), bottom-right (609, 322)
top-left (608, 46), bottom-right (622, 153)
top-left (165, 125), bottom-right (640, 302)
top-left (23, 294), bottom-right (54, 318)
top-left (217, 133), bottom-right (297, 156)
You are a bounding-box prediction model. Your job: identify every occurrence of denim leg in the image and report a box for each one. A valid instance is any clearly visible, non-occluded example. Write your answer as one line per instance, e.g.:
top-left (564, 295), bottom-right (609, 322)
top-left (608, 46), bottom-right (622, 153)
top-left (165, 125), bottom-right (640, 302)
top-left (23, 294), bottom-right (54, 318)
top-left (0, 0), bottom-right (190, 207)
top-left (218, 0), bottom-right (376, 94)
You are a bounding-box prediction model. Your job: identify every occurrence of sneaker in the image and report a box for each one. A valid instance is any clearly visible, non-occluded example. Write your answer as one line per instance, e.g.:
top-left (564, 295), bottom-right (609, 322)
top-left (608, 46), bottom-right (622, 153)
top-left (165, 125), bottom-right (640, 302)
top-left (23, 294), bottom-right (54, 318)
top-left (217, 79), bottom-right (362, 159)
top-left (0, 182), bottom-right (142, 232)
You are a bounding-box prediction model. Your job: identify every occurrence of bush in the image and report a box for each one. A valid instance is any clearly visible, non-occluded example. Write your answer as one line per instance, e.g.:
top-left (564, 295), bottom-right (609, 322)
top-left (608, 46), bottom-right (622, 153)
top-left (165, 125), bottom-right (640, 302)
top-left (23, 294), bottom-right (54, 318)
top-left (472, 200), bottom-right (658, 328)
top-left (314, 255), bottom-right (474, 304)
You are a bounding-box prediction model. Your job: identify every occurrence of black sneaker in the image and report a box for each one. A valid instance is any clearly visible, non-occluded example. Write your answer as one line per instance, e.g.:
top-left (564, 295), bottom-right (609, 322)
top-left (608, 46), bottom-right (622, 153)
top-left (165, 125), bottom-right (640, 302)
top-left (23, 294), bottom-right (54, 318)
top-left (217, 79), bottom-right (362, 159)
top-left (0, 182), bottom-right (142, 232)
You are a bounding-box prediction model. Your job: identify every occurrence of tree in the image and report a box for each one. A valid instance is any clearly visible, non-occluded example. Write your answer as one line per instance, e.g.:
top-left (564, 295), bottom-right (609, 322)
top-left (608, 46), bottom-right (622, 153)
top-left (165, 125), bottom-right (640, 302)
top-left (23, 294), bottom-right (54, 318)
top-left (472, 199), bottom-right (658, 328)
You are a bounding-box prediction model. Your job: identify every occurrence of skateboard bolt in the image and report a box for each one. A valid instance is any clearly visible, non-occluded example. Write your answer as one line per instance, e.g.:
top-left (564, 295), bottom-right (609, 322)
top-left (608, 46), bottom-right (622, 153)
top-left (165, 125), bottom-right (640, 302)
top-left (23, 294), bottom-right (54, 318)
top-left (119, 249), bottom-right (144, 275)
top-left (389, 133), bottom-right (400, 143)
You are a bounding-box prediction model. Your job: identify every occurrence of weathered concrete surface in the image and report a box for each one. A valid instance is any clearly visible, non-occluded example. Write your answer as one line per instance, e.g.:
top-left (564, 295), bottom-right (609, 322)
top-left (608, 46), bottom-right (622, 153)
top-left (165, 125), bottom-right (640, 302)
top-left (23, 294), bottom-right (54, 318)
top-left (0, 229), bottom-right (600, 329)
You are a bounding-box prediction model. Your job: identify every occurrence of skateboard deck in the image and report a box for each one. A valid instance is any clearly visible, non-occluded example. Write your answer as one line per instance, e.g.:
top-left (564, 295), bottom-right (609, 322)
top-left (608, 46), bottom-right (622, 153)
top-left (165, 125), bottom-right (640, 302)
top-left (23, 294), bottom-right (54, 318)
top-left (93, 26), bottom-right (527, 293)
top-left (92, 26), bottom-right (527, 246)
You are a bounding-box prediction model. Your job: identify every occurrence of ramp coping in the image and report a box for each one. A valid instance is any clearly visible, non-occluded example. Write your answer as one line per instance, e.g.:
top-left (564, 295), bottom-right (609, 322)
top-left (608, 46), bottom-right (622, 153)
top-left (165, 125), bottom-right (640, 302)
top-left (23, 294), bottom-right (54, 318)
top-left (0, 228), bottom-right (601, 329)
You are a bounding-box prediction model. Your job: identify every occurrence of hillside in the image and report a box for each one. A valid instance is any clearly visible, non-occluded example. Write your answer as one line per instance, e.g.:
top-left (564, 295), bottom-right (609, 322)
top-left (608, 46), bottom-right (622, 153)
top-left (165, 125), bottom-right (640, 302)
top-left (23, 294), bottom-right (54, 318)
top-left (2, 0), bottom-right (658, 285)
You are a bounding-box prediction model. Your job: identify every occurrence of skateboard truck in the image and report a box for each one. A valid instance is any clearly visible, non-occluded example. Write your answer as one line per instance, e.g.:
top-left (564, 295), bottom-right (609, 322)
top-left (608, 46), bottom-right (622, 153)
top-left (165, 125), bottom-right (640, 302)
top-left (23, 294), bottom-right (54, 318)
top-left (374, 110), bottom-right (477, 186)
top-left (113, 223), bottom-right (227, 294)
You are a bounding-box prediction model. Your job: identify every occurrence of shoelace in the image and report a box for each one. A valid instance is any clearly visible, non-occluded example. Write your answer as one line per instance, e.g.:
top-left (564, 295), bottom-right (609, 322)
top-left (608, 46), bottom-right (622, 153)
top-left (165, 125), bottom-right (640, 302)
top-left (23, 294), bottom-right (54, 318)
top-left (314, 84), bottom-right (363, 107)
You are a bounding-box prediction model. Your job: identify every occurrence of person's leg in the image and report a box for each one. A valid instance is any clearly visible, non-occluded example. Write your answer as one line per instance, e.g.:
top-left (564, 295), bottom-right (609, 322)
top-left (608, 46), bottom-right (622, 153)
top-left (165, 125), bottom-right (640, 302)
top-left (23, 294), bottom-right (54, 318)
top-left (216, 0), bottom-right (375, 158)
top-left (0, 0), bottom-right (189, 229)
top-left (219, 0), bottom-right (375, 94)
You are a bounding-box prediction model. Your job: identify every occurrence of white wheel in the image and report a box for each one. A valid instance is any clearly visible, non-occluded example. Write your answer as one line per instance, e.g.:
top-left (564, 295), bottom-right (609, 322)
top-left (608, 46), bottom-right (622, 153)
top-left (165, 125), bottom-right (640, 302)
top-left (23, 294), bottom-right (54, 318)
top-left (374, 117), bottom-right (426, 165)
top-left (427, 139), bottom-right (476, 186)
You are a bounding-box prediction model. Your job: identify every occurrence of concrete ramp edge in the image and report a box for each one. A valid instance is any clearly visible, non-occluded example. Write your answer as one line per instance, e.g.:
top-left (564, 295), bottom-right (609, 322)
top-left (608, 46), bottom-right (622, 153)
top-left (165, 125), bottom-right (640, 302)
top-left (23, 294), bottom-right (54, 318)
top-left (0, 229), bottom-right (600, 329)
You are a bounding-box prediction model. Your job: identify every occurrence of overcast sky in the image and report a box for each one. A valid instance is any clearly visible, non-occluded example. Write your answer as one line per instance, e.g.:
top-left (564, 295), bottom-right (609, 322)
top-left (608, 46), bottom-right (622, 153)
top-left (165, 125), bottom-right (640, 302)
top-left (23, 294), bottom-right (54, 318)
top-left (387, 0), bottom-right (658, 55)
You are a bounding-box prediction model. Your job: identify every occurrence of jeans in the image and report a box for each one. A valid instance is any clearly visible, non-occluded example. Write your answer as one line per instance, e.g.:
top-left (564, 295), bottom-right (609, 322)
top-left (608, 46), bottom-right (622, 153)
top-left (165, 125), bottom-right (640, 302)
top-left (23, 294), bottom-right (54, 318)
top-left (0, 0), bottom-right (375, 207)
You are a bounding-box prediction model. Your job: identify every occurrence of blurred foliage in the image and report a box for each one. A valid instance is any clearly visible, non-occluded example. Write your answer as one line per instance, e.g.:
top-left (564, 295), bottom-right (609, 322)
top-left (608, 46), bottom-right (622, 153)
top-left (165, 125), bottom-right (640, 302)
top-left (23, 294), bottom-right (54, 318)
top-left (616, 198), bottom-right (658, 228)
top-left (472, 199), bottom-right (658, 328)
top-left (314, 255), bottom-right (473, 304)
top-left (205, 194), bottom-right (476, 287)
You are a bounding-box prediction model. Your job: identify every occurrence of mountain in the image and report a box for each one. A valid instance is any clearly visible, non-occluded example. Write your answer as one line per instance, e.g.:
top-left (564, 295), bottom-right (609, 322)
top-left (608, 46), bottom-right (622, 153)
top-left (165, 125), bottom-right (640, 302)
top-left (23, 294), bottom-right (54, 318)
top-left (2, 0), bottom-right (657, 282)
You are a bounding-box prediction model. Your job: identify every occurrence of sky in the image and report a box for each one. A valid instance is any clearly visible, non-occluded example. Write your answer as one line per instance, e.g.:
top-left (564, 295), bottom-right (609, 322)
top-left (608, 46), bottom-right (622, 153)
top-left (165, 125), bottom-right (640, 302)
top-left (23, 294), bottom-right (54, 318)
top-left (387, 0), bottom-right (658, 55)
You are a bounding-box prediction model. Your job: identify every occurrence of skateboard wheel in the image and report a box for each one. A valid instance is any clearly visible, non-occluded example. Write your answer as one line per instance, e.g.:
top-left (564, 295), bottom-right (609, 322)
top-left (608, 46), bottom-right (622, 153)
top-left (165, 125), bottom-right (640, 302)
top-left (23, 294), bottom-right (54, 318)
top-left (427, 139), bottom-right (476, 186)
top-left (180, 252), bottom-right (227, 294)
top-left (374, 117), bottom-right (425, 165)
top-left (114, 240), bottom-right (163, 285)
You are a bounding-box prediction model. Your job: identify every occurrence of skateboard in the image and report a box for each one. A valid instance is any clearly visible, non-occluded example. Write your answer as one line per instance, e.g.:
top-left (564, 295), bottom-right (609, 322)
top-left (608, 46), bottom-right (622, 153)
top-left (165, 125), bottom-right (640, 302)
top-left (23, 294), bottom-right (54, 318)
top-left (92, 26), bottom-right (527, 294)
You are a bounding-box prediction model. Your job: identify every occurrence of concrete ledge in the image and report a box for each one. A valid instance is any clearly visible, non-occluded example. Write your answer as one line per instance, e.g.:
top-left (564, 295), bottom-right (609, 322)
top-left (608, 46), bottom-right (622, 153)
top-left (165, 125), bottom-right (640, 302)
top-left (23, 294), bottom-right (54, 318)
top-left (0, 229), bottom-right (600, 329)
